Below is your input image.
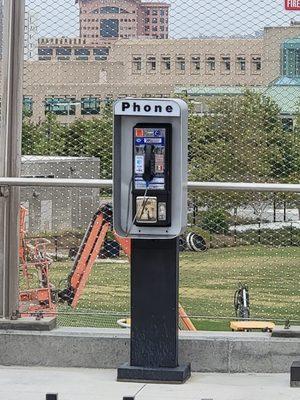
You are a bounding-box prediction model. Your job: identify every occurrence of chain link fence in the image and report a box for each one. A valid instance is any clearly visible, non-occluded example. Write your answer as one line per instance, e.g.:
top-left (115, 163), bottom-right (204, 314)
top-left (18, 0), bottom-right (300, 330)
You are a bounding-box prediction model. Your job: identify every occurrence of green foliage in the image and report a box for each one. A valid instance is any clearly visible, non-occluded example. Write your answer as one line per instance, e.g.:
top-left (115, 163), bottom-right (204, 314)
top-left (188, 90), bottom-right (296, 183)
top-left (22, 91), bottom-right (300, 185)
top-left (22, 102), bottom-right (113, 178)
top-left (186, 90), bottom-right (300, 209)
top-left (185, 225), bottom-right (210, 240)
top-left (201, 208), bottom-right (230, 234)
top-left (236, 227), bottom-right (300, 247)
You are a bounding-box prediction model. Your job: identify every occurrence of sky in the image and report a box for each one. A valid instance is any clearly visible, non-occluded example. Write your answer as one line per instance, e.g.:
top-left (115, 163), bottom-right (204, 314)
top-left (26, 0), bottom-right (300, 39)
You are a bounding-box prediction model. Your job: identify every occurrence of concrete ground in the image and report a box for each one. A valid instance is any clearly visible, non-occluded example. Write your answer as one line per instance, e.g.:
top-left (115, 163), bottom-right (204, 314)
top-left (0, 366), bottom-right (298, 400)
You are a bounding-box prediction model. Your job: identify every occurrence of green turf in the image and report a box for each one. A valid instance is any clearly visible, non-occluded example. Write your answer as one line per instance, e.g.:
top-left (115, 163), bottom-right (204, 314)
top-left (21, 245), bottom-right (300, 330)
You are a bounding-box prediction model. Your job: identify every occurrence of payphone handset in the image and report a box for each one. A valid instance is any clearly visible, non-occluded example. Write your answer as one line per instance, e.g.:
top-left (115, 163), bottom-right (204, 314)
top-left (132, 123), bottom-right (172, 227)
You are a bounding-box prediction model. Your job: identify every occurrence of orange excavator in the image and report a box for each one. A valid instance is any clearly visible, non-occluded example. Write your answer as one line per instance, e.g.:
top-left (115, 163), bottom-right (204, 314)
top-left (19, 204), bottom-right (196, 331)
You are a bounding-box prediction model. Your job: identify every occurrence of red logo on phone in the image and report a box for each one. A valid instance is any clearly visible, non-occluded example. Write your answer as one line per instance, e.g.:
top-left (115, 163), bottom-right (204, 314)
top-left (136, 129), bottom-right (144, 137)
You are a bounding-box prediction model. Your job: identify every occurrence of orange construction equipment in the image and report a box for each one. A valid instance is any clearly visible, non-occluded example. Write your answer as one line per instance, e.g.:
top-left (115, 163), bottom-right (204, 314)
top-left (19, 206), bottom-right (55, 315)
top-left (58, 204), bottom-right (130, 307)
top-left (179, 304), bottom-right (197, 331)
top-left (19, 203), bottom-right (196, 331)
top-left (19, 204), bottom-right (130, 314)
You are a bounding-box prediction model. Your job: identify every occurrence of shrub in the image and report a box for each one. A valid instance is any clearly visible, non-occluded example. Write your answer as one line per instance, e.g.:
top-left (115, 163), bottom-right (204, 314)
top-left (201, 209), bottom-right (230, 234)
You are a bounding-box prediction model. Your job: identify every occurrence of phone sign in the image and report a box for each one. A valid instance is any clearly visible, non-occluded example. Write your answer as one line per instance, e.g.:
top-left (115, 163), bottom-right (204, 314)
top-left (285, 0), bottom-right (300, 10)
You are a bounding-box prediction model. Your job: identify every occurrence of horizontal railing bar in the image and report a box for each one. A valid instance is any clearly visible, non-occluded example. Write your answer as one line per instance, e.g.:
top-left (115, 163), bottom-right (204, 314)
top-left (22, 310), bottom-right (300, 324)
top-left (188, 181), bottom-right (300, 193)
top-left (0, 177), bottom-right (112, 188)
top-left (0, 178), bottom-right (300, 193)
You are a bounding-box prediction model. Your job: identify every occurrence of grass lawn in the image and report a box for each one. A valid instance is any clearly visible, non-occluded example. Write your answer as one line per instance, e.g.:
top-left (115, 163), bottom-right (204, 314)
top-left (22, 245), bottom-right (300, 331)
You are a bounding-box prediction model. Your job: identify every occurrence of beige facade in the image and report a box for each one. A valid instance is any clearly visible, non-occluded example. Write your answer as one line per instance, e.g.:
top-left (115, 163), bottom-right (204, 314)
top-left (262, 26), bottom-right (297, 83)
top-left (38, 37), bottom-right (111, 61)
top-left (21, 24), bottom-right (300, 123)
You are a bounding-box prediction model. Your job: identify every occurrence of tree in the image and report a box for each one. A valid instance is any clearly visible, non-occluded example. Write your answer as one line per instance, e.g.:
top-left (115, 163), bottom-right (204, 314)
top-left (22, 113), bottom-right (67, 156)
top-left (187, 90), bottom-right (300, 217)
top-left (22, 101), bottom-right (113, 179)
top-left (64, 101), bottom-right (113, 178)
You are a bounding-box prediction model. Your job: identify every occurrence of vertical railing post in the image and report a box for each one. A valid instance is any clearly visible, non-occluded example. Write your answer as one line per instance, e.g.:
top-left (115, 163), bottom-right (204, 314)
top-left (0, 0), bottom-right (25, 318)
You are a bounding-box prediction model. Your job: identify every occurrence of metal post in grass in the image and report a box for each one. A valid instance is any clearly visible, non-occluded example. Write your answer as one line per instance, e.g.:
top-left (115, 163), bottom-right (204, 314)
top-left (0, 0), bottom-right (25, 319)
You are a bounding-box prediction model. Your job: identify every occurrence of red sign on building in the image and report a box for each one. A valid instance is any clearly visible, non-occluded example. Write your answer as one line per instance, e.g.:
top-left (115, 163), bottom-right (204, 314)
top-left (285, 0), bottom-right (300, 10)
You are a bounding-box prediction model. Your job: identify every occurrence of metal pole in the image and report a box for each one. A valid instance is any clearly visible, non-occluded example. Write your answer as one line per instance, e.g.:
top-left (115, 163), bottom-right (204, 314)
top-left (0, 0), bottom-right (25, 318)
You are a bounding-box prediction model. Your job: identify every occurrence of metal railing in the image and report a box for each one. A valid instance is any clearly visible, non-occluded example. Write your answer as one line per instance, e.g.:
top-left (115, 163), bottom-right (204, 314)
top-left (1, 176), bottom-right (299, 324)
top-left (1, 177), bottom-right (300, 193)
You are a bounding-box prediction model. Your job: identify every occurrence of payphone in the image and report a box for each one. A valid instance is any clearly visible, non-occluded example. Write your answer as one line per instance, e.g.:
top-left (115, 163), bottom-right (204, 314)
top-left (113, 98), bottom-right (188, 239)
top-left (113, 98), bottom-right (190, 384)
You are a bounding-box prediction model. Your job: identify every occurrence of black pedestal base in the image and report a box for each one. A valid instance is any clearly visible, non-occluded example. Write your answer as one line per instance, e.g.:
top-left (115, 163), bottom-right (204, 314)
top-left (291, 361), bottom-right (300, 387)
top-left (117, 363), bottom-right (191, 384)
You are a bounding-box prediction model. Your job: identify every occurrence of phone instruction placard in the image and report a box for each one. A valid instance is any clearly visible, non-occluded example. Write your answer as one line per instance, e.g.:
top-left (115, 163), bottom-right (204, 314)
top-left (134, 127), bottom-right (166, 190)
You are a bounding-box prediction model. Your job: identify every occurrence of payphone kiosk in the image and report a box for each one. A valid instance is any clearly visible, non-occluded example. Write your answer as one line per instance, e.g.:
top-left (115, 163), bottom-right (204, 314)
top-left (114, 98), bottom-right (187, 239)
top-left (113, 98), bottom-right (190, 383)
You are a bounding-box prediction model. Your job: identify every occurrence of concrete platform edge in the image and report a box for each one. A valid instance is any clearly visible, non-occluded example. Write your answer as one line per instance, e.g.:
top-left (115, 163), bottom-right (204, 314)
top-left (0, 317), bottom-right (57, 331)
top-left (0, 328), bottom-right (299, 373)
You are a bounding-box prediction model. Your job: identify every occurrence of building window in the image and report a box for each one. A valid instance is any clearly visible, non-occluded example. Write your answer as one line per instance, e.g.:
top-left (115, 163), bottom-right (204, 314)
top-left (191, 55), bottom-right (200, 74)
top-left (132, 55), bottom-right (142, 72)
top-left (160, 9), bottom-right (165, 16)
top-left (56, 47), bottom-right (72, 60)
top-left (145, 18), bottom-right (150, 23)
top-left (81, 97), bottom-right (100, 115)
top-left (251, 55), bottom-right (262, 73)
top-left (161, 55), bottom-right (171, 71)
top-left (221, 55), bottom-right (231, 73)
top-left (282, 117), bottom-right (294, 132)
top-left (146, 55), bottom-right (156, 72)
top-left (152, 18), bottom-right (157, 23)
top-left (38, 48), bottom-right (53, 61)
top-left (93, 47), bottom-right (109, 60)
top-left (100, 19), bottom-right (119, 38)
top-left (206, 55), bottom-right (215, 72)
top-left (23, 96), bottom-right (33, 117)
top-left (236, 55), bottom-right (246, 72)
top-left (152, 9), bottom-right (158, 15)
top-left (45, 97), bottom-right (76, 116)
top-left (176, 55), bottom-right (185, 72)
top-left (75, 48), bottom-right (90, 60)
top-left (282, 39), bottom-right (300, 78)
top-left (94, 6), bottom-right (129, 14)
top-left (152, 26), bottom-right (158, 31)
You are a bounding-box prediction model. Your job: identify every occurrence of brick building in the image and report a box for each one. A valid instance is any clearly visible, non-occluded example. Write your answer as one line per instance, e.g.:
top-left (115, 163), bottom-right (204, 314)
top-left (76, 0), bottom-right (170, 43)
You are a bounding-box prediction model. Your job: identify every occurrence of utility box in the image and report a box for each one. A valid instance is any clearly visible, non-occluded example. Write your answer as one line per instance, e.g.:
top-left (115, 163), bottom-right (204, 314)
top-left (113, 98), bottom-right (188, 239)
top-left (21, 156), bottom-right (100, 233)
